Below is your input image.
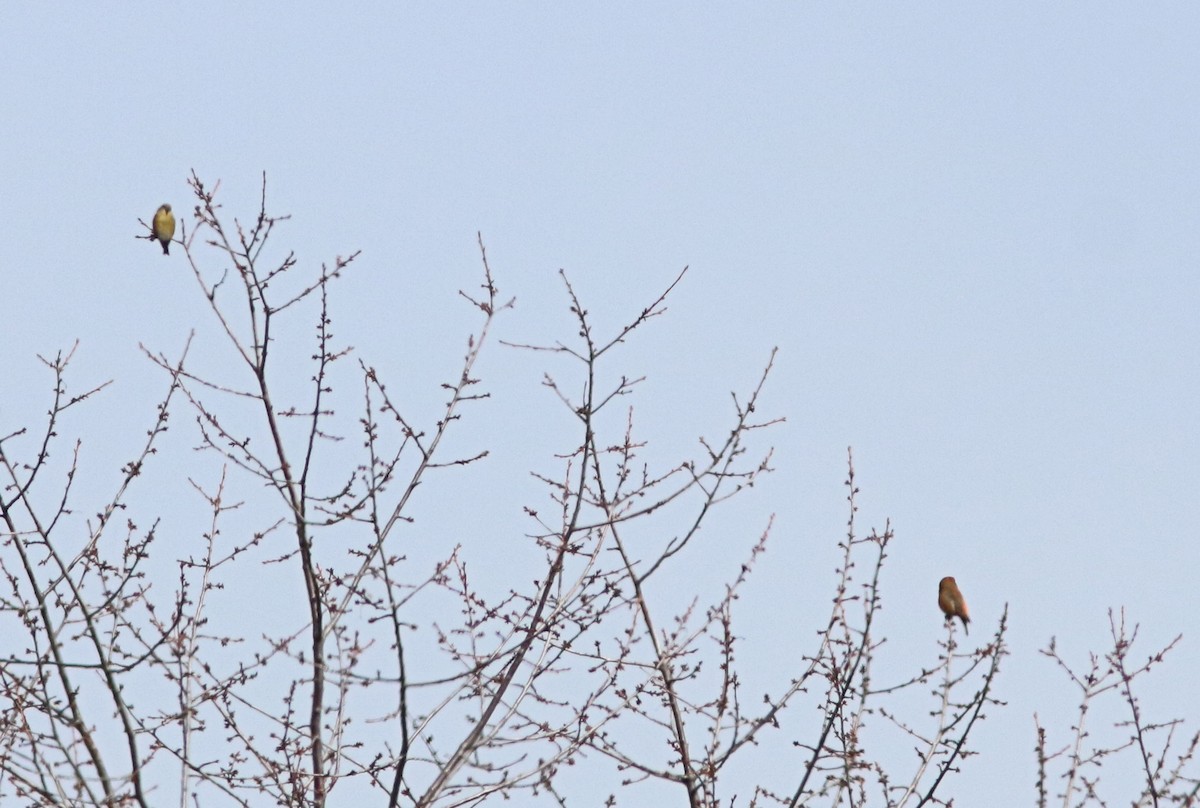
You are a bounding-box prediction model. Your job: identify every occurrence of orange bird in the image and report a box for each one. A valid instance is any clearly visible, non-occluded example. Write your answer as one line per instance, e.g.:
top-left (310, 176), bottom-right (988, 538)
top-left (938, 576), bottom-right (970, 634)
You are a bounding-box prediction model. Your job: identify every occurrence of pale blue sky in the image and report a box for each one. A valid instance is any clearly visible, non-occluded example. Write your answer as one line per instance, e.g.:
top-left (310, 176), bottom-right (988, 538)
top-left (2, 4), bottom-right (1198, 805)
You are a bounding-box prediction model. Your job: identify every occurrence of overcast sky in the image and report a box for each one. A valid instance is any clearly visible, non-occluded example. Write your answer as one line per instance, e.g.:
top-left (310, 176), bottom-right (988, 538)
top-left (3, 4), bottom-right (1198, 805)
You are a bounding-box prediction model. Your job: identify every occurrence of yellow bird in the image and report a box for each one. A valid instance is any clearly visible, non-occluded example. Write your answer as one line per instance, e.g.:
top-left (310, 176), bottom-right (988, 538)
top-left (937, 576), bottom-right (970, 634)
top-left (152, 204), bottom-right (176, 255)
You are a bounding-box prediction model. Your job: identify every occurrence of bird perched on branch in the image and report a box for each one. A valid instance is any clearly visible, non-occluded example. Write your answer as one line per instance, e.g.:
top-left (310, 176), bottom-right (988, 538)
top-left (938, 576), bottom-right (970, 634)
top-left (152, 204), bottom-right (175, 255)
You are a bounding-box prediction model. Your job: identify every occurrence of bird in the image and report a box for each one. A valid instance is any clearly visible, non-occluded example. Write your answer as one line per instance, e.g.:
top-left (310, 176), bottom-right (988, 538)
top-left (152, 204), bottom-right (176, 255)
top-left (937, 576), bottom-right (970, 634)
